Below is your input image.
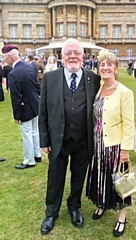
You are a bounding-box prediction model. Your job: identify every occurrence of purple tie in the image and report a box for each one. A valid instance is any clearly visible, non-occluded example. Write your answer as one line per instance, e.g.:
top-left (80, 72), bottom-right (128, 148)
top-left (70, 73), bottom-right (77, 95)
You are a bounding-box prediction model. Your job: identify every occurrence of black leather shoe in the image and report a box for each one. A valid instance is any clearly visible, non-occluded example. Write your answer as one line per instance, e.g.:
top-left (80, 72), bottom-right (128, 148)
top-left (15, 163), bottom-right (35, 169)
top-left (35, 157), bottom-right (42, 162)
top-left (41, 215), bottom-right (59, 235)
top-left (68, 210), bottom-right (84, 228)
top-left (0, 158), bottom-right (5, 162)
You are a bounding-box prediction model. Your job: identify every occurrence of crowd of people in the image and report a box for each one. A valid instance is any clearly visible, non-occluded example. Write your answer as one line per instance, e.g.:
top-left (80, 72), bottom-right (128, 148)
top-left (127, 58), bottom-right (136, 80)
top-left (0, 38), bottom-right (135, 238)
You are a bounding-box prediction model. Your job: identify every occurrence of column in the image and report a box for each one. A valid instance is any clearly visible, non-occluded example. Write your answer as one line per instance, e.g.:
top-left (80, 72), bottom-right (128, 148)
top-left (92, 9), bottom-right (95, 38)
top-left (107, 24), bottom-right (112, 39)
top-left (77, 5), bottom-right (80, 37)
top-left (88, 8), bottom-right (92, 37)
top-left (0, 11), bottom-right (2, 38)
top-left (121, 23), bottom-right (126, 38)
top-left (48, 9), bottom-right (51, 38)
top-left (52, 7), bottom-right (56, 37)
top-left (63, 5), bottom-right (67, 36)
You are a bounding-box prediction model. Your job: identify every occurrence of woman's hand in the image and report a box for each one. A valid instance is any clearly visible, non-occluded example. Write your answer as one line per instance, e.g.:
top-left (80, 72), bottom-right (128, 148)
top-left (120, 150), bottom-right (129, 163)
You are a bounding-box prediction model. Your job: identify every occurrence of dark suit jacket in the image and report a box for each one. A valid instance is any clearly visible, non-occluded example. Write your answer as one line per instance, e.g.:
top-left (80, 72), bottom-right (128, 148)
top-left (0, 66), bottom-right (4, 102)
top-left (39, 68), bottom-right (100, 159)
top-left (31, 61), bottom-right (38, 76)
top-left (3, 65), bottom-right (12, 79)
top-left (30, 61), bottom-right (41, 95)
top-left (8, 61), bottom-right (40, 122)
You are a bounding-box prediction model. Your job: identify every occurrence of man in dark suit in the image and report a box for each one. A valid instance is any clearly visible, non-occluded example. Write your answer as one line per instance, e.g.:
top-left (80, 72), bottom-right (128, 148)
top-left (25, 55), bottom-right (39, 76)
top-left (2, 45), bottom-right (42, 168)
top-left (25, 55), bottom-right (41, 95)
top-left (0, 64), bottom-right (4, 102)
top-left (1, 61), bottom-right (12, 92)
top-left (0, 65), bottom-right (5, 162)
top-left (39, 38), bottom-right (101, 235)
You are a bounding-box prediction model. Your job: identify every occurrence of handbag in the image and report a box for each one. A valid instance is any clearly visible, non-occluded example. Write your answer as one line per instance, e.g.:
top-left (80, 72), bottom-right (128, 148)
top-left (112, 161), bottom-right (136, 199)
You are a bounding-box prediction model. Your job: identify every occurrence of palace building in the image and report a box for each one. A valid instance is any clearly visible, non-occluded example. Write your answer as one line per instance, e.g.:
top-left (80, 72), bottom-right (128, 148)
top-left (0, 0), bottom-right (136, 59)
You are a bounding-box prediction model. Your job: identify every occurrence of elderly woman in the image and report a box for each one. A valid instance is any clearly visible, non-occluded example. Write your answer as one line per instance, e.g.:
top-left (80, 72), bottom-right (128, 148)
top-left (86, 50), bottom-right (134, 237)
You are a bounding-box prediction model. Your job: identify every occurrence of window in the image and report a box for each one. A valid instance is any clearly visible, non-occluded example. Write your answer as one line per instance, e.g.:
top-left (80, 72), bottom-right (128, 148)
top-left (38, 26), bottom-right (44, 39)
top-left (80, 24), bottom-right (86, 37)
top-left (113, 26), bottom-right (120, 39)
top-left (127, 26), bottom-right (134, 39)
top-left (10, 25), bottom-right (17, 39)
top-left (126, 48), bottom-right (132, 57)
top-left (113, 48), bottom-right (119, 57)
top-left (24, 26), bottom-right (31, 39)
top-left (25, 48), bottom-right (31, 56)
top-left (100, 26), bottom-right (106, 39)
top-left (58, 24), bottom-right (64, 37)
top-left (68, 24), bottom-right (76, 37)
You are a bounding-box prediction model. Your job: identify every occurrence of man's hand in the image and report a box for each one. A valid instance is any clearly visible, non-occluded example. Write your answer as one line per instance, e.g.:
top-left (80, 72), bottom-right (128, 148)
top-left (14, 119), bottom-right (21, 124)
top-left (42, 147), bottom-right (52, 154)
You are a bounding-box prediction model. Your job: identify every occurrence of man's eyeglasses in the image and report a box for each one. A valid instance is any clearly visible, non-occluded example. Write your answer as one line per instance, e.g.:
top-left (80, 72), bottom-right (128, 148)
top-left (64, 51), bottom-right (82, 57)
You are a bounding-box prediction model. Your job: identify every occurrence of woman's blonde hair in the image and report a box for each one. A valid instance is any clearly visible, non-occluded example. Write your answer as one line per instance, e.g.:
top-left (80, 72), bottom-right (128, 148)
top-left (97, 49), bottom-right (119, 80)
top-left (98, 50), bottom-right (118, 66)
top-left (47, 56), bottom-right (57, 64)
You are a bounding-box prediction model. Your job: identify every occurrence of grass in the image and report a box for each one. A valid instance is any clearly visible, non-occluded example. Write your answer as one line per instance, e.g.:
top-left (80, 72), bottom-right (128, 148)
top-left (0, 68), bottom-right (136, 240)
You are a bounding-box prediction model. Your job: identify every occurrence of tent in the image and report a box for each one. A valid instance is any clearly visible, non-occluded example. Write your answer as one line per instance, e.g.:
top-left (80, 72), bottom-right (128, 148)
top-left (32, 41), bottom-right (104, 53)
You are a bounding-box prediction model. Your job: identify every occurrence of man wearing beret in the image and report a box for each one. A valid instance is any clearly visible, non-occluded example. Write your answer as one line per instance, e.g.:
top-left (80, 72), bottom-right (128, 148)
top-left (2, 45), bottom-right (42, 169)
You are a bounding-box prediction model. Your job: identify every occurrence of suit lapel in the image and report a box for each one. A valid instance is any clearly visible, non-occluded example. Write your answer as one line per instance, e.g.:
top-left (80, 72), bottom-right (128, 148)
top-left (83, 69), bottom-right (94, 120)
top-left (58, 68), bottom-right (65, 117)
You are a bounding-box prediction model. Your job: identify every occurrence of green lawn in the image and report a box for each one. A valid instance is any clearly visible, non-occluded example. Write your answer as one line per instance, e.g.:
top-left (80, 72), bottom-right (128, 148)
top-left (0, 68), bottom-right (136, 240)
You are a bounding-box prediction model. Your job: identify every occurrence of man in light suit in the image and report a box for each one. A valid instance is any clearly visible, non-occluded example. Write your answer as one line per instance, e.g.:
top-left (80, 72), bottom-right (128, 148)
top-left (39, 38), bottom-right (101, 235)
top-left (2, 45), bottom-right (41, 169)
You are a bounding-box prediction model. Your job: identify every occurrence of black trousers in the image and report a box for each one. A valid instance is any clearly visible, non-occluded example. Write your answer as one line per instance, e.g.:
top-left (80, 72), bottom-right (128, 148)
top-left (45, 137), bottom-right (89, 217)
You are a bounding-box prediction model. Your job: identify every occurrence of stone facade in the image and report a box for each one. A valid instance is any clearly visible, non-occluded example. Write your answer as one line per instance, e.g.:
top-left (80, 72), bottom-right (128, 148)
top-left (0, 0), bottom-right (136, 58)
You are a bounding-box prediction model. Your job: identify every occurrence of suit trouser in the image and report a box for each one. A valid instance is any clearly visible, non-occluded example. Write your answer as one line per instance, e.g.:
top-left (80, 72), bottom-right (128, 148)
top-left (20, 116), bottom-right (41, 165)
top-left (45, 137), bottom-right (89, 217)
top-left (134, 69), bottom-right (136, 78)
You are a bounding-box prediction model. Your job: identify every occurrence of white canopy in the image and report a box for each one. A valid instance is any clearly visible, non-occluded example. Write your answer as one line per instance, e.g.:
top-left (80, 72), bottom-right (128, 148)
top-left (32, 41), bottom-right (104, 53)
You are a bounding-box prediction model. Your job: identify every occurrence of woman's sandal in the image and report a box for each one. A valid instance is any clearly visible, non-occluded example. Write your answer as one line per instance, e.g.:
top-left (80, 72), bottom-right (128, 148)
top-left (92, 208), bottom-right (105, 220)
top-left (113, 218), bottom-right (127, 237)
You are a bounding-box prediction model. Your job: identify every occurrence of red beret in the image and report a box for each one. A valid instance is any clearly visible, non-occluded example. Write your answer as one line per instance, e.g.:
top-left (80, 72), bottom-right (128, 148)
top-left (2, 45), bottom-right (18, 54)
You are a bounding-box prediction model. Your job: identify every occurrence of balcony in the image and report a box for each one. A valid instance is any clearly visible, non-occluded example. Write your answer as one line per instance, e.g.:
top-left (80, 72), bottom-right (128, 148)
top-left (3, 38), bottom-right (50, 45)
top-left (95, 38), bottom-right (136, 44)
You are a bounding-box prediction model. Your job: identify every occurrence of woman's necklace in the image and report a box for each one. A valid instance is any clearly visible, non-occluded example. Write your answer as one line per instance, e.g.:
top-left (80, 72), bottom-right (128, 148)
top-left (104, 82), bottom-right (118, 90)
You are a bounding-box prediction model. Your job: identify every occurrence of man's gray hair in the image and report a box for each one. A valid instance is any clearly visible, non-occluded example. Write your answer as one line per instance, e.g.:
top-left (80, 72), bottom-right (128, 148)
top-left (62, 38), bottom-right (84, 54)
top-left (8, 49), bottom-right (19, 57)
